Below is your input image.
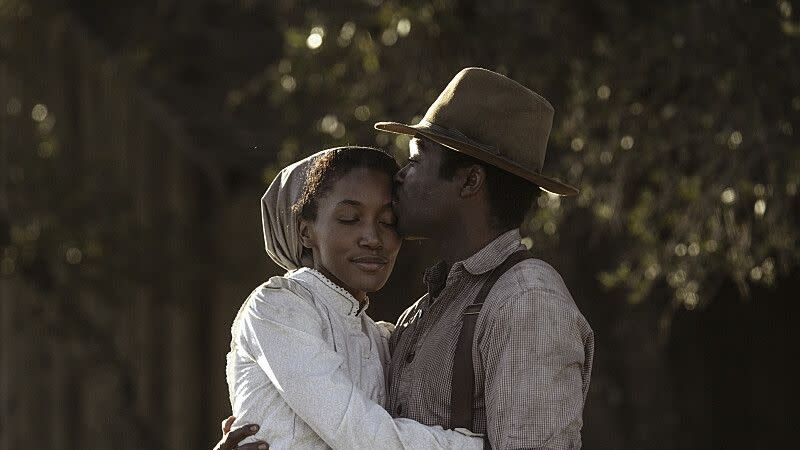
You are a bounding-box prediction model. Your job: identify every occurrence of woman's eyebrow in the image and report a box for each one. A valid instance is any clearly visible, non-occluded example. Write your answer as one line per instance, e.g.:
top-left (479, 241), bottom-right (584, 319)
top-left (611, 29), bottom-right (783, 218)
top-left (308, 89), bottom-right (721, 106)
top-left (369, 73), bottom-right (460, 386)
top-left (337, 200), bottom-right (394, 207)
top-left (336, 199), bottom-right (362, 207)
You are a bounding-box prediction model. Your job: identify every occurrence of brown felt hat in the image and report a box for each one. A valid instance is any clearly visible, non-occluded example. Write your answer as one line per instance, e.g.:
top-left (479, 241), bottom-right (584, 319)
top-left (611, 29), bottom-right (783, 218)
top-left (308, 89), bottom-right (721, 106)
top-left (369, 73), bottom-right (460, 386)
top-left (375, 67), bottom-right (578, 196)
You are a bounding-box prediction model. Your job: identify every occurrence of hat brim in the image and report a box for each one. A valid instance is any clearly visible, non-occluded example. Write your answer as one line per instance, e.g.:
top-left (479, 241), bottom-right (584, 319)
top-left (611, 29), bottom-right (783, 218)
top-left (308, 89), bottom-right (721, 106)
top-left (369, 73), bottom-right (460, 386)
top-left (375, 121), bottom-right (579, 197)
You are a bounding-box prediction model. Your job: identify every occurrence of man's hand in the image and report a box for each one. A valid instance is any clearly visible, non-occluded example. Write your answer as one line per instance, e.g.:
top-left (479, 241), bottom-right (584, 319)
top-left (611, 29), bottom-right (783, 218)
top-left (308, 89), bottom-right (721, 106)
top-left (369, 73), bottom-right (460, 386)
top-left (213, 416), bottom-right (268, 450)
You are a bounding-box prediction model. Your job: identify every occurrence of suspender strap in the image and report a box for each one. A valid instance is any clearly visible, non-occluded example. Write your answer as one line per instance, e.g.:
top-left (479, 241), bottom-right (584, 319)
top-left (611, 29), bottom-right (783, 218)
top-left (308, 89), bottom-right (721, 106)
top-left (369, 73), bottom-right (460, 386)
top-left (450, 249), bottom-right (533, 433)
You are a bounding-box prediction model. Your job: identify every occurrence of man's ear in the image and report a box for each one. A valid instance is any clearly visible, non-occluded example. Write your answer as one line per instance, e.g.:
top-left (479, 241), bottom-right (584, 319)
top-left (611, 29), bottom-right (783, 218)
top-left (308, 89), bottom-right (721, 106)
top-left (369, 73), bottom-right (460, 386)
top-left (458, 164), bottom-right (487, 198)
top-left (298, 219), bottom-right (316, 249)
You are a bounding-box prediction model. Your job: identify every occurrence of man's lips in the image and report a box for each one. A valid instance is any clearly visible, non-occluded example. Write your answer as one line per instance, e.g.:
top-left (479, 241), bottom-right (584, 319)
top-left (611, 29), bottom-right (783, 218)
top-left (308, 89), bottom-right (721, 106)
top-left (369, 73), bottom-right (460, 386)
top-left (351, 255), bottom-right (389, 272)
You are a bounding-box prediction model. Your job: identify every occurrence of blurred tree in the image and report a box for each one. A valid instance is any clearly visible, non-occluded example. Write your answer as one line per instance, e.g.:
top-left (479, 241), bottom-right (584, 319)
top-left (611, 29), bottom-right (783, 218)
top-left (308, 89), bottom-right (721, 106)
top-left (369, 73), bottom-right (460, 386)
top-left (215, 0), bottom-right (800, 320)
top-left (57, 0), bottom-right (799, 318)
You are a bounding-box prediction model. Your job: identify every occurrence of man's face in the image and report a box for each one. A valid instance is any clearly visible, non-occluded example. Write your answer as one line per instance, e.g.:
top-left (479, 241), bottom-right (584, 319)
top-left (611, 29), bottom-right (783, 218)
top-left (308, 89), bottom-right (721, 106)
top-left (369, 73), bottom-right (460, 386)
top-left (392, 137), bottom-right (460, 238)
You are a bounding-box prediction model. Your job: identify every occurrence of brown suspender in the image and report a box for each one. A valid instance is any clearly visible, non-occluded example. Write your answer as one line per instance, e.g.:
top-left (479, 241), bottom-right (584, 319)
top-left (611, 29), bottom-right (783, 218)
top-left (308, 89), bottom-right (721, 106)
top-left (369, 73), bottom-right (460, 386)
top-left (450, 249), bottom-right (533, 437)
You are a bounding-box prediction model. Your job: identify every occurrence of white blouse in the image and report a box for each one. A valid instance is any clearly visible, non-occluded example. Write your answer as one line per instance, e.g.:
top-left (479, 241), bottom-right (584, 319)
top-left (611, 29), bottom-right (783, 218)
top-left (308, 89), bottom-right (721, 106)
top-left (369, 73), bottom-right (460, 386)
top-left (226, 267), bottom-right (481, 449)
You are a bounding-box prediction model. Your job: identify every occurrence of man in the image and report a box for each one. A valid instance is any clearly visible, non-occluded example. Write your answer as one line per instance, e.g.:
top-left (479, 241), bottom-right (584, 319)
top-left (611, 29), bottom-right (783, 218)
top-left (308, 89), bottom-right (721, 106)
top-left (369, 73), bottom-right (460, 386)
top-left (217, 67), bottom-right (594, 449)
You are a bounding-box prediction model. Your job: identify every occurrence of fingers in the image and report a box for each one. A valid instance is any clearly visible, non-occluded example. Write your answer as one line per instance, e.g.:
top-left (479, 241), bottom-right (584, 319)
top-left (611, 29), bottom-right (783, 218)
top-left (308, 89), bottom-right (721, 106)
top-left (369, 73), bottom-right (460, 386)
top-left (221, 424), bottom-right (260, 450)
top-left (221, 415), bottom-right (236, 433)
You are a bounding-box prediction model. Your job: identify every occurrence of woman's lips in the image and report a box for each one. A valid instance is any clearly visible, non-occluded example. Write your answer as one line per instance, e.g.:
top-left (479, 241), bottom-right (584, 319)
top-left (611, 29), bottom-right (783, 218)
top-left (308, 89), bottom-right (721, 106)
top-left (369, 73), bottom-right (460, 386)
top-left (351, 256), bottom-right (388, 272)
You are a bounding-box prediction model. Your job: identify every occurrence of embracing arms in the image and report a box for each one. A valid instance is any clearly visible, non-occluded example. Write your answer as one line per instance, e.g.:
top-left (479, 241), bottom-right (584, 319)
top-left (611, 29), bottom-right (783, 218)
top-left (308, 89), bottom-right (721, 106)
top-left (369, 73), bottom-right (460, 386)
top-left (230, 286), bottom-right (483, 449)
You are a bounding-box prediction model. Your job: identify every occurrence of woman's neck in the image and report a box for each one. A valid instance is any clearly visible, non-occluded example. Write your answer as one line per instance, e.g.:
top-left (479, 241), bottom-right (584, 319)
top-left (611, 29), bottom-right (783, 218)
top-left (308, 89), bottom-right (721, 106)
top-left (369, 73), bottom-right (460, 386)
top-left (311, 264), bottom-right (367, 304)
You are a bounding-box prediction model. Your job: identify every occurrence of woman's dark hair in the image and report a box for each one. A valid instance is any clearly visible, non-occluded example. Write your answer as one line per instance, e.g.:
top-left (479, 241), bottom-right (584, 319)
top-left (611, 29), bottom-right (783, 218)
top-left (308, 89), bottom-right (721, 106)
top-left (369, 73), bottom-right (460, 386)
top-left (437, 143), bottom-right (539, 231)
top-left (292, 146), bottom-right (399, 221)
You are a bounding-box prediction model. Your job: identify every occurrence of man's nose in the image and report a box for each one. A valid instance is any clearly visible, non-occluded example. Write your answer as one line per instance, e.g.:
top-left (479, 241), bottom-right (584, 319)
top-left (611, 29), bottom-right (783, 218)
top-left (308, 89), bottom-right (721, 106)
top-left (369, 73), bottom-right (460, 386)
top-left (394, 166), bottom-right (406, 183)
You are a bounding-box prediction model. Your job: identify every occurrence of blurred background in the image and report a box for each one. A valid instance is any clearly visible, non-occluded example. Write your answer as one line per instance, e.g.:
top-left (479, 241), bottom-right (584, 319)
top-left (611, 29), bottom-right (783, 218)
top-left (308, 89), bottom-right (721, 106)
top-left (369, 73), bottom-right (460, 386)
top-left (1, 0), bottom-right (798, 449)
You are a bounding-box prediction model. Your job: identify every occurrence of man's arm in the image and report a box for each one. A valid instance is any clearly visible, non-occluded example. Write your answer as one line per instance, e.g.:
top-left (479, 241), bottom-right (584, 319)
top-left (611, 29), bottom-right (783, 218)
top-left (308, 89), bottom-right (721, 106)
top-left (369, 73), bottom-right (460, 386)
top-left (481, 291), bottom-right (592, 449)
top-left (239, 288), bottom-right (483, 449)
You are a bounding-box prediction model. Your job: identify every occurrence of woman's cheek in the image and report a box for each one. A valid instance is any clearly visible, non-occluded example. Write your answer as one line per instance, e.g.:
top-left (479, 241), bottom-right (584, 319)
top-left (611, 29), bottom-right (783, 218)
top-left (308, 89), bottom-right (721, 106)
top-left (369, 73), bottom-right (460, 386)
top-left (383, 228), bottom-right (402, 252)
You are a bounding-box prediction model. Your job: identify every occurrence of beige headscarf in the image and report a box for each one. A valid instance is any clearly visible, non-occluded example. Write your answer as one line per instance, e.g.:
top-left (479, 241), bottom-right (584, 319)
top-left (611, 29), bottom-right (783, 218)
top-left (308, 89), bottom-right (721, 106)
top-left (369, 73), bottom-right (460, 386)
top-left (261, 149), bottom-right (334, 271)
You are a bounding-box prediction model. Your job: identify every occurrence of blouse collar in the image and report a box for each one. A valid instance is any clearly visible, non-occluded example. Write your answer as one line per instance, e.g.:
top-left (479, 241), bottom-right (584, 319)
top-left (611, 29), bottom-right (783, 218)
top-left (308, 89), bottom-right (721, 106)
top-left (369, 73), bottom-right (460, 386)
top-left (292, 267), bottom-right (369, 317)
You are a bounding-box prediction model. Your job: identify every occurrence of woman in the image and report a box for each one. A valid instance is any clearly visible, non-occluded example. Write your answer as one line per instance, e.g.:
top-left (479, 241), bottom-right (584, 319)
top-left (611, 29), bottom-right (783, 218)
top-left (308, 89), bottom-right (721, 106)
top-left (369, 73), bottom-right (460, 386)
top-left (225, 146), bottom-right (482, 449)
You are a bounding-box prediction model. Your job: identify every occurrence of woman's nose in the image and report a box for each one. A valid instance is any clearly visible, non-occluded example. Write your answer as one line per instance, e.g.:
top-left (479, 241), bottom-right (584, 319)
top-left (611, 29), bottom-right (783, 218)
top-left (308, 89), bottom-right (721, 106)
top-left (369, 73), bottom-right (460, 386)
top-left (359, 225), bottom-right (382, 249)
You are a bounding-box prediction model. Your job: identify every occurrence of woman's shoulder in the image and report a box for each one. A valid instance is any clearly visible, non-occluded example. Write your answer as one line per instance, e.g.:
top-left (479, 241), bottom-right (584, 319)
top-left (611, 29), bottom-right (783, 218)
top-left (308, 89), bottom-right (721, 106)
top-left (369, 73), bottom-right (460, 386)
top-left (232, 274), bottom-right (322, 330)
top-left (261, 273), bottom-right (315, 298)
top-left (230, 275), bottom-right (327, 354)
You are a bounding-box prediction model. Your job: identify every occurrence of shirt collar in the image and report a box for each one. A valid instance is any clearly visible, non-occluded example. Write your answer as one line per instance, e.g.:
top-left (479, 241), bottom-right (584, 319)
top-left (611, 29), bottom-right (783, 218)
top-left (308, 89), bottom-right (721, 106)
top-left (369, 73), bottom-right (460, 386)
top-left (291, 267), bottom-right (369, 316)
top-left (458, 228), bottom-right (524, 276)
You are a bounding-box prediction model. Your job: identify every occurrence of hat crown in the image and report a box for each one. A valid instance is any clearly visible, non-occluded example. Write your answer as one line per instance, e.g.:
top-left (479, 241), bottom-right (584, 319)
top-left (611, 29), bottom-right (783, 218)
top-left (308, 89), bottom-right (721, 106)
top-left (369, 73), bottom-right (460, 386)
top-left (373, 67), bottom-right (578, 195)
top-left (422, 67), bottom-right (554, 172)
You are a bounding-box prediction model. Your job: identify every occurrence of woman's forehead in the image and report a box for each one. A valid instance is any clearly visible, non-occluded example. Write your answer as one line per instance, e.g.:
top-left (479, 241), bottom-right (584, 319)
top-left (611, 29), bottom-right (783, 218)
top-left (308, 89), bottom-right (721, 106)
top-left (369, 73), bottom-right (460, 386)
top-left (325, 168), bottom-right (393, 203)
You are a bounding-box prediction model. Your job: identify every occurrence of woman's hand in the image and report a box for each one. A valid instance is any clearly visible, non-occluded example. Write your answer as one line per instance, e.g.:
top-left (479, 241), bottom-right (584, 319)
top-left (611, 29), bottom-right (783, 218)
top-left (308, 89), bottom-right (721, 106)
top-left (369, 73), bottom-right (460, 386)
top-left (212, 416), bottom-right (268, 450)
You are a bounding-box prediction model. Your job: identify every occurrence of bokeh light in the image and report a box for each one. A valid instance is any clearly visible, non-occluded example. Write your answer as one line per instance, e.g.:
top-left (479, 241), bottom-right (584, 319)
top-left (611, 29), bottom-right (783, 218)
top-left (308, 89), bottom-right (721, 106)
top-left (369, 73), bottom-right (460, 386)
top-left (65, 247), bottom-right (83, 264)
top-left (597, 85), bottom-right (611, 100)
top-left (754, 199), bottom-right (767, 217)
top-left (306, 27), bottom-right (324, 49)
top-left (396, 19), bottom-right (411, 36)
top-left (721, 188), bottom-right (737, 204)
top-left (620, 135), bottom-right (634, 150)
top-left (31, 103), bottom-right (48, 122)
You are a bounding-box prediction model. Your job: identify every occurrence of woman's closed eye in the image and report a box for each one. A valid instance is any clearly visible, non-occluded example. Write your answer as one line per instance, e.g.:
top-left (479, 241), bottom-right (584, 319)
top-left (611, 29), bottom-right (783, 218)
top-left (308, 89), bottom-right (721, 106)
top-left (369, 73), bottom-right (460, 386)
top-left (379, 213), bottom-right (397, 227)
top-left (338, 212), bottom-right (395, 227)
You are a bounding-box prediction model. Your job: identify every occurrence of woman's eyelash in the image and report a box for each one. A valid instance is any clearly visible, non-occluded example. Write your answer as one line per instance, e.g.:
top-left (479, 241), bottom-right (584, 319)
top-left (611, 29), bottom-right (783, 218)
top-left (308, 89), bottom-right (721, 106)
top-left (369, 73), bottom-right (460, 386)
top-left (339, 217), bottom-right (395, 225)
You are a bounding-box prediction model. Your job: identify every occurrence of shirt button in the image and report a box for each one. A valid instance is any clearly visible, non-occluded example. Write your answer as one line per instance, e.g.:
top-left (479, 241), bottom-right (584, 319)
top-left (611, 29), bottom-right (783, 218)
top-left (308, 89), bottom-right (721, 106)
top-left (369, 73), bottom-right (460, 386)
top-left (405, 351), bottom-right (415, 363)
top-left (396, 403), bottom-right (404, 416)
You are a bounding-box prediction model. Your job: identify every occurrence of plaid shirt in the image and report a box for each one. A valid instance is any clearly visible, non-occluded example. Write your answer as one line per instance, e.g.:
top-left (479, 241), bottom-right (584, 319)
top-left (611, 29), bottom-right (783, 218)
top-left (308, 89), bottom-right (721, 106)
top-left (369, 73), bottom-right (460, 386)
top-left (388, 229), bottom-right (594, 449)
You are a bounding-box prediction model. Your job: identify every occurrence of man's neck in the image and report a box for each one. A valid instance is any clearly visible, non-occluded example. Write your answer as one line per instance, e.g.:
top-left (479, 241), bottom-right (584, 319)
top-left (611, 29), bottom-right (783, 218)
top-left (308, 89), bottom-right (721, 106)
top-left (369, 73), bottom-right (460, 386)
top-left (432, 220), bottom-right (506, 264)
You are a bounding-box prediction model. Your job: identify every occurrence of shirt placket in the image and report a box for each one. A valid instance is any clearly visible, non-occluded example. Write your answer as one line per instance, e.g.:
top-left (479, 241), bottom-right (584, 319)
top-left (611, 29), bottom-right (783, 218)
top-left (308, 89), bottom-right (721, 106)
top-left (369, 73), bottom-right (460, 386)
top-left (395, 268), bottom-right (466, 419)
top-left (390, 301), bottom-right (427, 416)
top-left (341, 315), bottom-right (360, 387)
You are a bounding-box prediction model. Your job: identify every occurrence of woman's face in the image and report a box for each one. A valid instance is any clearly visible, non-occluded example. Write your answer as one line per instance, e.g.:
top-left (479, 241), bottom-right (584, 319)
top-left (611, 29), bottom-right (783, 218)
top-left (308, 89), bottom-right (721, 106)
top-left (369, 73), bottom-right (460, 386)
top-left (300, 167), bottom-right (401, 302)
